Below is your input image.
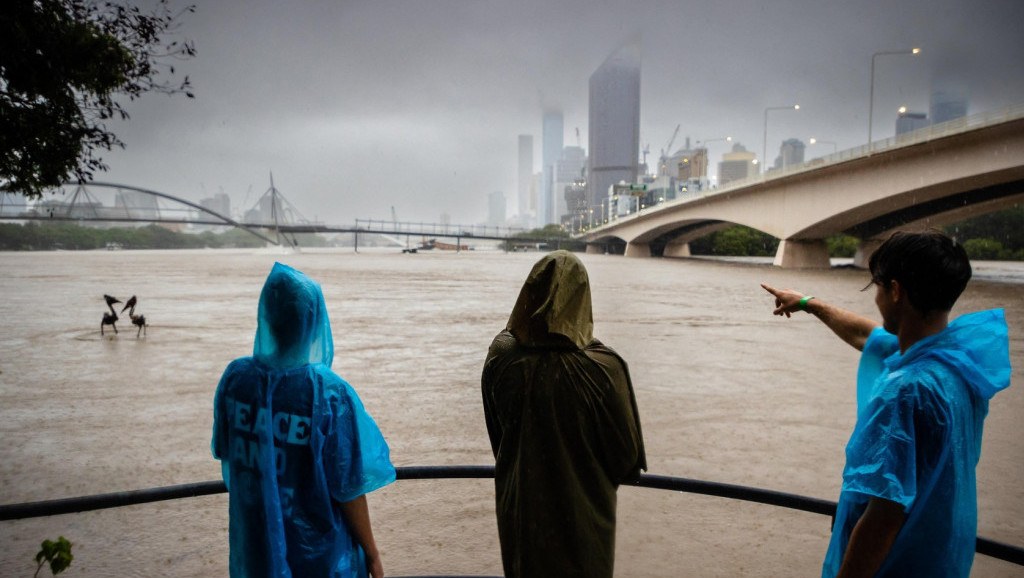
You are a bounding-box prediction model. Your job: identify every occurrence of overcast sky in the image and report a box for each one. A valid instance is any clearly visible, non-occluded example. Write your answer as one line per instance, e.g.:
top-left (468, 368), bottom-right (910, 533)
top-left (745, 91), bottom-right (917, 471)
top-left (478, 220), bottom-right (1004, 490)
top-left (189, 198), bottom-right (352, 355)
top-left (94, 0), bottom-right (1024, 226)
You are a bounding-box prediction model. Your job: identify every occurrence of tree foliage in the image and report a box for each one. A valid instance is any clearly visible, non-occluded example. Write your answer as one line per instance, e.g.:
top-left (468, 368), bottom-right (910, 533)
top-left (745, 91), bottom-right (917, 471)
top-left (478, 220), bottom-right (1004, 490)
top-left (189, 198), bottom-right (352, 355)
top-left (945, 206), bottom-right (1024, 254)
top-left (0, 0), bottom-right (195, 199)
top-left (689, 226), bottom-right (779, 257)
top-left (0, 222), bottom-right (275, 250)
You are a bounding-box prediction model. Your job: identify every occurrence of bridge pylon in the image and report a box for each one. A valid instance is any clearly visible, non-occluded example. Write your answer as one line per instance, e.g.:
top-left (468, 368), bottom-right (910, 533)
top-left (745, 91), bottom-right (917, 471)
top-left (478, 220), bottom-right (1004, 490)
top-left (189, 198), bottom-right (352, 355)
top-left (772, 239), bottom-right (830, 268)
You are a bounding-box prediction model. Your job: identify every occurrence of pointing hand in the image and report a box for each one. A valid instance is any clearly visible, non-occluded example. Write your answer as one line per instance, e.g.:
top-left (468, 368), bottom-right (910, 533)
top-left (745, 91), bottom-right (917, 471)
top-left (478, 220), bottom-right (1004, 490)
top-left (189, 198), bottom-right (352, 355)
top-left (761, 283), bottom-right (808, 318)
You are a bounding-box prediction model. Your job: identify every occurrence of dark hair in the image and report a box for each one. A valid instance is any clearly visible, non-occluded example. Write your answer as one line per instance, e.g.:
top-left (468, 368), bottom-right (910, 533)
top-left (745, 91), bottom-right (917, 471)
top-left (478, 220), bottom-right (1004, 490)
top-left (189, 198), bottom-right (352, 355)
top-left (868, 230), bottom-right (972, 313)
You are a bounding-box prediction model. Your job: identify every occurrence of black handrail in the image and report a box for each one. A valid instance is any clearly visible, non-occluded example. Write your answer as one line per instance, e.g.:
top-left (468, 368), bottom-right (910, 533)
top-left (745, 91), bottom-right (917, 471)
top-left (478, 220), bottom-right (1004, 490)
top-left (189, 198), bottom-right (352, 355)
top-left (1, 465), bottom-right (1020, 567)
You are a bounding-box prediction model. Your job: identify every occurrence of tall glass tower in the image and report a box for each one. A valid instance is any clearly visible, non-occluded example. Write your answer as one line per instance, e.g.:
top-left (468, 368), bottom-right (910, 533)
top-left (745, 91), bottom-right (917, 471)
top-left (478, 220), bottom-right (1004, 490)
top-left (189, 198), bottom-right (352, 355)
top-left (587, 42), bottom-right (641, 214)
top-left (542, 109), bottom-right (564, 226)
top-left (517, 135), bottom-right (533, 228)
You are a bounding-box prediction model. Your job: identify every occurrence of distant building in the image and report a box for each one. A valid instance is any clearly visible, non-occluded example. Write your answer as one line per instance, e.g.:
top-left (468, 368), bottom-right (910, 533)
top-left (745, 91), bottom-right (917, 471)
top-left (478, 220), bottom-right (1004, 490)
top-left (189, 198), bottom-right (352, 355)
top-left (553, 145), bottom-right (586, 223)
top-left (488, 191), bottom-right (506, 227)
top-left (774, 138), bottom-right (805, 170)
top-left (718, 143), bottom-right (757, 187)
top-left (541, 109), bottom-right (564, 226)
top-left (562, 179), bottom-right (588, 231)
top-left (115, 190), bottom-right (160, 221)
top-left (930, 85), bottom-right (968, 125)
top-left (677, 150), bottom-right (707, 183)
top-left (517, 135), bottom-right (533, 228)
top-left (587, 42), bottom-right (641, 213)
top-left (896, 110), bottom-right (930, 136)
top-left (199, 193), bottom-right (231, 219)
top-left (0, 192), bottom-right (26, 216)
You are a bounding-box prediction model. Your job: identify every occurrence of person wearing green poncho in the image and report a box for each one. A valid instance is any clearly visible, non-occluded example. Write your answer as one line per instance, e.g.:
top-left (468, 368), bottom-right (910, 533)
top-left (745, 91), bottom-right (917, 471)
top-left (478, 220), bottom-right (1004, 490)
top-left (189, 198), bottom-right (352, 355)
top-left (482, 250), bottom-right (647, 578)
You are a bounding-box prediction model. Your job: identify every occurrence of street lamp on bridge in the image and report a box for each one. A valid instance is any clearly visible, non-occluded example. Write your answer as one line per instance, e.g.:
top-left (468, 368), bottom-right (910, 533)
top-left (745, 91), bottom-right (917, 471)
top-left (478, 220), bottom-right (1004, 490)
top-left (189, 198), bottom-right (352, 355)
top-left (868, 47), bottom-right (921, 151)
top-left (763, 105), bottom-right (800, 173)
top-left (809, 137), bottom-right (837, 155)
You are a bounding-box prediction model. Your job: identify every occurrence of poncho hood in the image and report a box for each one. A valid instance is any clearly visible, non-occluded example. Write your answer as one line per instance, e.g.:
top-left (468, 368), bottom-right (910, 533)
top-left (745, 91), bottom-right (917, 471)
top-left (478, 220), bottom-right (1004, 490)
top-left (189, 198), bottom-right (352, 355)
top-left (889, 308), bottom-right (1011, 400)
top-left (507, 250), bottom-right (594, 349)
top-left (253, 262), bottom-right (334, 369)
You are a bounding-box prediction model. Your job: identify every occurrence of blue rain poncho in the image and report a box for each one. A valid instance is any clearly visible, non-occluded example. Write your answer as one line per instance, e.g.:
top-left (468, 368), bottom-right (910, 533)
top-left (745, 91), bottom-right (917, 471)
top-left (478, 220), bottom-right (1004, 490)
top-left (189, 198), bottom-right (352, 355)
top-left (213, 263), bottom-right (395, 578)
top-left (822, 309), bottom-right (1011, 577)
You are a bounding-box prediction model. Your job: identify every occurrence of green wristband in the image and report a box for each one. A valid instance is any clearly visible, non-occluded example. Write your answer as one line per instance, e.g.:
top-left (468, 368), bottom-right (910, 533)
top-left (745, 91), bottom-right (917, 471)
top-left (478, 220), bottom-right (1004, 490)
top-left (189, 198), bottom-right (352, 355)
top-left (798, 295), bottom-right (815, 311)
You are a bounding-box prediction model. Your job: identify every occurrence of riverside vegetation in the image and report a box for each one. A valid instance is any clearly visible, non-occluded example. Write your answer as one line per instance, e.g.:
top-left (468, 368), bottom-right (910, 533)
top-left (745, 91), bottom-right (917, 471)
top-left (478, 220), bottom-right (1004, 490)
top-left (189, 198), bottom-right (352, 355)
top-left (1, 206), bottom-right (1021, 260)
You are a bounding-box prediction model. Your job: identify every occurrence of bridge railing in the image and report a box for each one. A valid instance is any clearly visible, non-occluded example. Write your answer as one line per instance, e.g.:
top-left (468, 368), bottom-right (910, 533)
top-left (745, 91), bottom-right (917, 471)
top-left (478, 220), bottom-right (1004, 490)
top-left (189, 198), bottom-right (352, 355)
top-left (577, 101), bottom-right (1024, 237)
top-left (354, 219), bottom-right (526, 239)
top-left (1, 465), bottom-right (1021, 574)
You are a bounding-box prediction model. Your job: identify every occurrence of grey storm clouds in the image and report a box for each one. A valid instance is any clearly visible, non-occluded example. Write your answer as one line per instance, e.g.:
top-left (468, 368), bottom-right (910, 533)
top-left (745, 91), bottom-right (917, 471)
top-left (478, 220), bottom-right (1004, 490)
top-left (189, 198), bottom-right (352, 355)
top-left (95, 0), bottom-right (1024, 225)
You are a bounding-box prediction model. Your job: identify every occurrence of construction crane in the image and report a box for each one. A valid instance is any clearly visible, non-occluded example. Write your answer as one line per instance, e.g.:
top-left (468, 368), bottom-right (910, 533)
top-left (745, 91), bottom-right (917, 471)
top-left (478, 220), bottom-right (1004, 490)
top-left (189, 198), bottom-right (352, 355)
top-left (660, 124), bottom-right (681, 159)
top-left (657, 124), bottom-right (681, 175)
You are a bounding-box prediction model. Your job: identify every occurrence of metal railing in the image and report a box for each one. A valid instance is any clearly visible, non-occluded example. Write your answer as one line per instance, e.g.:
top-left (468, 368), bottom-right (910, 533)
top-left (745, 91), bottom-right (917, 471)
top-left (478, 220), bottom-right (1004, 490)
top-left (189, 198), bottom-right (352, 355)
top-left (1, 465), bottom-right (1021, 573)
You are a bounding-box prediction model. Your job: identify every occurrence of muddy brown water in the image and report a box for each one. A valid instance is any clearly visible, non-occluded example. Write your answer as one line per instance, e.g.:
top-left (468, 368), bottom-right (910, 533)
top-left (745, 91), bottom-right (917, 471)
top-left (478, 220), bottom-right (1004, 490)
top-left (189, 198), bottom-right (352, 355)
top-left (0, 248), bottom-right (1020, 576)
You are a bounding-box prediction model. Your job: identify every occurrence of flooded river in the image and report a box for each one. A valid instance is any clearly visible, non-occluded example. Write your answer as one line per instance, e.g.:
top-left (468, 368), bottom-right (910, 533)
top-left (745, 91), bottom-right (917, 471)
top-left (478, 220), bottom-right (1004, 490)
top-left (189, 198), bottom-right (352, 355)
top-left (0, 248), bottom-right (1021, 576)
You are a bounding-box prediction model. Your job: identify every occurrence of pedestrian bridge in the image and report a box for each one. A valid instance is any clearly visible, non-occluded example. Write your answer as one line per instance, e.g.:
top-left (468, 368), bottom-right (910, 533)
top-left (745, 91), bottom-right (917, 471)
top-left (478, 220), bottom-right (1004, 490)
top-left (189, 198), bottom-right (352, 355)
top-left (579, 104), bottom-right (1024, 268)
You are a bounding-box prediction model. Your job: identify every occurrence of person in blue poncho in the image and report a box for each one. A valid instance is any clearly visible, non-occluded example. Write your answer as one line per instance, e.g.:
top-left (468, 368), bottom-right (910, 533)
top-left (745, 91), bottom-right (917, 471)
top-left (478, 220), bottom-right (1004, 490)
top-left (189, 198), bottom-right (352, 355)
top-left (762, 230), bottom-right (1011, 577)
top-left (213, 262), bottom-right (396, 578)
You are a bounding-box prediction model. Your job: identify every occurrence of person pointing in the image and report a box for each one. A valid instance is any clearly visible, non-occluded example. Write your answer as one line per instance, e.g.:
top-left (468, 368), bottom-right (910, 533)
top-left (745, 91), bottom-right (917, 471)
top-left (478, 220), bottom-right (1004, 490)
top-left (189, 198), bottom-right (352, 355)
top-left (762, 230), bottom-right (1010, 577)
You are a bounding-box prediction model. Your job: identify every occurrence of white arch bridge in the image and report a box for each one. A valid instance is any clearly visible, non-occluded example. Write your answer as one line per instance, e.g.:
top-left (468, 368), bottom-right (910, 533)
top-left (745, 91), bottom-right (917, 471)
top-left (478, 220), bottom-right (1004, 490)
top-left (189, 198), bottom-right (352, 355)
top-left (578, 104), bottom-right (1024, 268)
top-left (2, 182), bottom-right (554, 248)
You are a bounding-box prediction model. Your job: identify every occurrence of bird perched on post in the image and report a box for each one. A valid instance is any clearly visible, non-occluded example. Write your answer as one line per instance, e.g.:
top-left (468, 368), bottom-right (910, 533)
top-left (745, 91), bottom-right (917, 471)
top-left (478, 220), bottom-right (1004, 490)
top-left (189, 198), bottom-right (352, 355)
top-left (101, 295), bottom-right (121, 335)
top-left (122, 295), bottom-right (147, 338)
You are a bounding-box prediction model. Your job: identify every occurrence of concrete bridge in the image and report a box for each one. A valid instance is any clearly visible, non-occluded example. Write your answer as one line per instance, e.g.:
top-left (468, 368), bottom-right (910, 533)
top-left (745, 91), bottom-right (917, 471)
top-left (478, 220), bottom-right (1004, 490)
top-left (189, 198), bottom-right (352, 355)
top-left (579, 104), bottom-right (1024, 268)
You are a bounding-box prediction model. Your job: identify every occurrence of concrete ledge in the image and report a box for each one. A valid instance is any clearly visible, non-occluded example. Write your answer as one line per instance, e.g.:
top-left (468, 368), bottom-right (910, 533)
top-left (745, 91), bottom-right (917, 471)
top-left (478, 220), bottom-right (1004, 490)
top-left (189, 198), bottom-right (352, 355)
top-left (586, 244), bottom-right (604, 255)
top-left (773, 239), bottom-right (831, 268)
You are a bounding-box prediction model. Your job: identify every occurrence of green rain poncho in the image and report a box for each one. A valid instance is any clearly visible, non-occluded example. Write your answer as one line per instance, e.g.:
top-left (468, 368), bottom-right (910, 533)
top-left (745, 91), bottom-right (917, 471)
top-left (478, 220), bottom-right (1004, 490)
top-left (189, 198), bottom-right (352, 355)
top-left (481, 251), bottom-right (647, 578)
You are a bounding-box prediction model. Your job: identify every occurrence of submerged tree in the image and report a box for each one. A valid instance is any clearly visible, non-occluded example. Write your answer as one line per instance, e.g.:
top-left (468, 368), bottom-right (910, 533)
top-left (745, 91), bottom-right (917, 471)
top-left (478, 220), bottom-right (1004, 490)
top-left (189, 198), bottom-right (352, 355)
top-left (0, 0), bottom-right (196, 199)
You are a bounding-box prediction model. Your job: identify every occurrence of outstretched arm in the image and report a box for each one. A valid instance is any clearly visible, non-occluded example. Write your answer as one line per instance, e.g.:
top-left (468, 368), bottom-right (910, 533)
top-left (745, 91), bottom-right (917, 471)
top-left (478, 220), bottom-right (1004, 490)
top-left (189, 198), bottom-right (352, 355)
top-left (761, 283), bottom-right (879, 351)
top-left (339, 494), bottom-right (383, 578)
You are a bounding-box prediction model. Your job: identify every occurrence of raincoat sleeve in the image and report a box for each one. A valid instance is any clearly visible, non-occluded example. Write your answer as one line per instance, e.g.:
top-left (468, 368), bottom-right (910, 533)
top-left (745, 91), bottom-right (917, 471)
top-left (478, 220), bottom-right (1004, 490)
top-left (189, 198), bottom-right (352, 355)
top-left (212, 358), bottom-right (248, 490)
top-left (321, 371), bottom-right (396, 504)
top-left (842, 370), bottom-right (954, 512)
top-left (586, 343), bottom-right (647, 482)
top-left (855, 327), bottom-right (898, 414)
top-left (482, 330), bottom-right (517, 456)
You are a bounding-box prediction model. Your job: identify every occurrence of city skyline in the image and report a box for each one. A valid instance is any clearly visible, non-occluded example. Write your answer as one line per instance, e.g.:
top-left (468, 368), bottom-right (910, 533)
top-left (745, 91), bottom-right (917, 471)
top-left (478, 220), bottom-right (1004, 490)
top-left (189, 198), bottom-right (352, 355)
top-left (56, 0), bottom-right (1024, 227)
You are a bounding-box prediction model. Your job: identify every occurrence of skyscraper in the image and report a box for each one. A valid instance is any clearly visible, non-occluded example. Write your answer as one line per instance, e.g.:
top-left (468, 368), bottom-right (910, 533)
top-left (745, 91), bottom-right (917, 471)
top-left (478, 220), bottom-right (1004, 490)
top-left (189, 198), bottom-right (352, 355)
top-left (930, 85), bottom-right (968, 125)
top-left (718, 143), bottom-right (757, 187)
top-left (517, 135), bottom-right (533, 228)
top-left (587, 42), bottom-right (641, 212)
top-left (541, 109), bottom-right (564, 226)
top-left (554, 145), bottom-right (587, 223)
top-left (774, 138), bottom-right (805, 169)
top-left (488, 191), bottom-right (506, 227)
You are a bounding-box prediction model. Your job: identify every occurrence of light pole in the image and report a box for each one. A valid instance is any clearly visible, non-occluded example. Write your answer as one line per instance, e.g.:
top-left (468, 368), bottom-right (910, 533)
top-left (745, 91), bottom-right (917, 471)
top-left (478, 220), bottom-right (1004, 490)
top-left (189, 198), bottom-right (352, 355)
top-left (868, 48), bottom-right (921, 150)
top-left (763, 105), bottom-right (799, 173)
top-left (809, 137), bottom-right (837, 155)
top-left (698, 136), bottom-right (731, 189)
